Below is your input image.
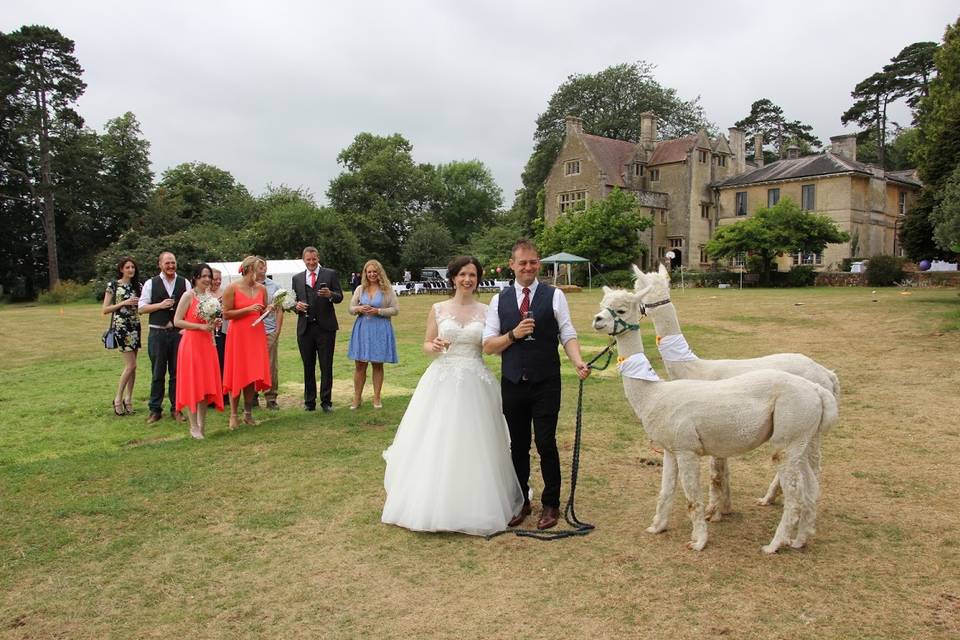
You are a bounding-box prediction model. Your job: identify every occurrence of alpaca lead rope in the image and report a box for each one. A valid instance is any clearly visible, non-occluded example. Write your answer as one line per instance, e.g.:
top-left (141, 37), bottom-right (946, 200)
top-left (511, 342), bottom-right (613, 541)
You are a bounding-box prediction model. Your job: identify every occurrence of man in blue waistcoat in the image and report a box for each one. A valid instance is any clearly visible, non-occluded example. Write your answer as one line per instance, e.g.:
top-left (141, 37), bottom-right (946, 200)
top-left (483, 238), bottom-right (590, 530)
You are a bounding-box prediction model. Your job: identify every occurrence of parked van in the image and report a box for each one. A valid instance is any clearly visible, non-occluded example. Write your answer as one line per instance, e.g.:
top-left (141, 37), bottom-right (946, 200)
top-left (420, 267), bottom-right (448, 281)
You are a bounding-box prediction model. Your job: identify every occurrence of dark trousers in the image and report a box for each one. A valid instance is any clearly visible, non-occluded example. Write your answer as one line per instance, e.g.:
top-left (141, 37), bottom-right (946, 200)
top-left (298, 324), bottom-right (336, 408)
top-left (502, 374), bottom-right (562, 508)
top-left (215, 331), bottom-right (228, 405)
top-left (147, 327), bottom-right (181, 415)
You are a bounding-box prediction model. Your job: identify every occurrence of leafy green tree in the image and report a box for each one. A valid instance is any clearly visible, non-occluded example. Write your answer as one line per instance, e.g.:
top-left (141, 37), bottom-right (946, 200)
top-left (884, 127), bottom-right (921, 170)
top-left (158, 162), bottom-right (250, 221)
top-left (735, 98), bottom-right (822, 160)
top-left (431, 160), bottom-right (502, 245)
top-left (465, 215), bottom-right (524, 273)
top-left (841, 71), bottom-right (899, 168)
top-left (536, 188), bottom-right (653, 268)
top-left (887, 41), bottom-right (940, 111)
top-left (904, 18), bottom-right (960, 260)
top-left (100, 112), bottom-right (152, 228)
top-left (245, 200), bottom-right (360, 276)
top-left (930, 165), bottom-right (960, 252)
top-left (705, 199), bottom-right (850, 285)
top-left (400, 224), bottom-right (455, 279)
top-left (513, 62), bottom-right (712, 231)
top-left (2, 25), bottom-right (87, 287)
top-left (327, 132), bottom-right (435, 273)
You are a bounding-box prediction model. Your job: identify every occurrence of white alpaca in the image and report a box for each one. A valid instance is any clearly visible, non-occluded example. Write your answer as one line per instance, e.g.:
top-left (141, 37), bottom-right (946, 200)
top-left (633, 263), bottom-right (840, 510)
top-left (593, 287), bottom-right (838, 552)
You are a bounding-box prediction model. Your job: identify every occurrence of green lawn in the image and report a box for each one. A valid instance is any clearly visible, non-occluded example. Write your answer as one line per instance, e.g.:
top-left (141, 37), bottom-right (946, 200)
top-left (1, 287), bottom-right (959, 639)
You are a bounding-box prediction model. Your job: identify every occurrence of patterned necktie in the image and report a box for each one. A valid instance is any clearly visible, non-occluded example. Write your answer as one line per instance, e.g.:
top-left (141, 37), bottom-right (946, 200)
top-left (519, 287), bottom-right (531, 317)
top-left (310, 271), bottom-right (316, 288)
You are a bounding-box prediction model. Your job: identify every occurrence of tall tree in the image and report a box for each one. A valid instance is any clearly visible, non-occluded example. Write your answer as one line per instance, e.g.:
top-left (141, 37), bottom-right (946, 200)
top-left (326, 132), bottom-right (435, 273)
top-left (841, 71), bottom-right (899, 168)
top-left (887, 41), bottom-right (939, 112)
top-left (513, 62), bottom-right (712, 231)
top-left (100, 112), bottom-right (152, 228)
top-left (904, 18), bottom-right (960, 259)
top-left (705, 199), bottom-right (849, 285)
top-left (158, 161), bottom-right (249, 220)
top-left (431, 160), bottom-right (502, 246)
top-left (735, 98), bottom-right (822, 160)
top-left (3, 26), bottom-right (87, 287)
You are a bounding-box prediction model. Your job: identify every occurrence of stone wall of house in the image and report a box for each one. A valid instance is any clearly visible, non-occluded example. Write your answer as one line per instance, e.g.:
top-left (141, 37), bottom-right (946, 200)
top-left (543, 132), bottom-right (603, 224)
top-left (814, 270), bottom-right (960, 287)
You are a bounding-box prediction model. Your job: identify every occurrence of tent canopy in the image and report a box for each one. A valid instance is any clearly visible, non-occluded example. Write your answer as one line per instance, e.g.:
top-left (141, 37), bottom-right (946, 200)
top-left (539, 252), bottom-right (592, 287)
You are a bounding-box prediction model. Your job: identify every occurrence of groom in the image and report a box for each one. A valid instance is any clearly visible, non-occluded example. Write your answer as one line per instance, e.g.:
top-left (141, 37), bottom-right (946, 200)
top-left (483, 238), bottom-right (590, 529)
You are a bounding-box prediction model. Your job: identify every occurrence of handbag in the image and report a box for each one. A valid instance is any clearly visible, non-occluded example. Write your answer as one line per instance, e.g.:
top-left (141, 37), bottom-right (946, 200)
top-left (102, 312), bottom-right (118, 349)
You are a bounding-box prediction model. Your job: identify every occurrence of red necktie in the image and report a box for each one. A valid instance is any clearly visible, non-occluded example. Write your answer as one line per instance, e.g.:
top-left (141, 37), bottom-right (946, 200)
top-left (519, 287), bottom-right (530, 317)
top-left (310, 271), bottom-right (316, 288)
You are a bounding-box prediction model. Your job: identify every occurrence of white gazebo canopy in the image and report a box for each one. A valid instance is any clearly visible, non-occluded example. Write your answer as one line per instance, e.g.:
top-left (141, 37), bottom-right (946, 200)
top-left (540, 252), bottom-right (592, 288)
top-left (205, 259), bottom-right (308, 291)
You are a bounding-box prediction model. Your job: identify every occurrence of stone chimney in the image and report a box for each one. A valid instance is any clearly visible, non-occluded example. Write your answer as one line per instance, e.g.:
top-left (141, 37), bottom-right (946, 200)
top-left (640, 111), bottom-right (657, 149)
top-left (728, 127), bottom-right (745, 174)
top-left (564, 115), bottom-right (583, 136)
top-left (830, 134), bottom-right (857, 161)
top-left (786, 145), bottom-right (800, 160)
top-left (754, 134), bottom-right (764, 168)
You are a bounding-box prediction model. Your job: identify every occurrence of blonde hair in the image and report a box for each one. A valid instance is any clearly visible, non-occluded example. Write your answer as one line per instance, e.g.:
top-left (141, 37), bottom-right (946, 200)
top-left (239, 255), bottom-right (265, 276)
top-left (361, 259), bottom-right (391, 292)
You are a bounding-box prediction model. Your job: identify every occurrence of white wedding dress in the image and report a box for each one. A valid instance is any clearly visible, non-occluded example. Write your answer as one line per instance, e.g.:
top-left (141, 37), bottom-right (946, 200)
top-left (382, 301), bottom-right (523, 536)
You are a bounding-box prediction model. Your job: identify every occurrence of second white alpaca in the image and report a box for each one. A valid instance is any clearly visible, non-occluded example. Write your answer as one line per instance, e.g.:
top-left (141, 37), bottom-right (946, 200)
top-left (633, 263), bottom-right (840, 510)
top-left (593, 287), bottom-right (838, 552)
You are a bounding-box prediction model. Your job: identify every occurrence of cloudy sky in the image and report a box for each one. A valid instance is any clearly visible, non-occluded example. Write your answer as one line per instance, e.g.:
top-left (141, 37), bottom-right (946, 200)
top-left (4, 1), bottom-right (957, 205)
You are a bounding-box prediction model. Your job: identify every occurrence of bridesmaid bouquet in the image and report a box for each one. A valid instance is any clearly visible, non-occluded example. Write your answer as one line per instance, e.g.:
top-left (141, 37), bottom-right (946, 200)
top-left (196, 294), bottom-right (222, 343)
top-left (252, 288), bottom-right (295, 326)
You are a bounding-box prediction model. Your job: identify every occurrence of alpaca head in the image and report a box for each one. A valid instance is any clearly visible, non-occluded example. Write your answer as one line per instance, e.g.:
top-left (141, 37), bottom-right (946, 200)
top-left (632, 263), bottom-right (672, 310)
top-left (592, 286), bottom-right (643, 336)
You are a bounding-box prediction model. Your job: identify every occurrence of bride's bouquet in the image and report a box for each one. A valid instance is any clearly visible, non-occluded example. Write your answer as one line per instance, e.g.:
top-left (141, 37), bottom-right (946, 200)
top-left (196, 293), bottom-right (222, 343)
top-left (252, 288), bottom-right (295, 326)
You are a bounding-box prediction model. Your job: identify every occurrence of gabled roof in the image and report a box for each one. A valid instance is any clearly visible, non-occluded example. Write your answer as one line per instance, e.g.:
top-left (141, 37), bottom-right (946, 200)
top-left (648, 135), bottom-right (697, 166)
top-left (887, 170), bottom-right (923, 188)
top-left (580, 133), bottom-right (637, 187)
top-left (711, 152), bottom-right (876, 188)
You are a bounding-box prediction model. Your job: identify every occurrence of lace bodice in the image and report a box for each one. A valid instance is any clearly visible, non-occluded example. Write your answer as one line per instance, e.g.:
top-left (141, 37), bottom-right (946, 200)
top-left (431, 302), bottom-right (496, 385)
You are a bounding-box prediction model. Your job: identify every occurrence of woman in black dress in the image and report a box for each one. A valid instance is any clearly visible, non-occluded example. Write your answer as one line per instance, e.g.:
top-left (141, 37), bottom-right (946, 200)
top-left (101, 256), bottom-right (142, 415)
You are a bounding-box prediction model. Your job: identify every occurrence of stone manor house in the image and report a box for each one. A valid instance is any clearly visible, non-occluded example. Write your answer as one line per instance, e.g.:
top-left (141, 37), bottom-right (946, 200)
top-left (542, 114), bottom-right (922, 271)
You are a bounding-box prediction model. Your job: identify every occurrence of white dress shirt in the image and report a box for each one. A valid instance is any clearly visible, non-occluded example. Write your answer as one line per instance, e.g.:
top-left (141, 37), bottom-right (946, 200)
top-left (482, 279), bottom-right (578, 345)
top-left (138, 273), bottom-right (192, 328)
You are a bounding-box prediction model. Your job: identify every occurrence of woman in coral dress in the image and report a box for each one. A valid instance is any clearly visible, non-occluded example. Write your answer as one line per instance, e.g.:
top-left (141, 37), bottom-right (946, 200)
top-left (174, 263), bottom-right (223, 439)
top-left (222, 255), bottom-right (272, 429)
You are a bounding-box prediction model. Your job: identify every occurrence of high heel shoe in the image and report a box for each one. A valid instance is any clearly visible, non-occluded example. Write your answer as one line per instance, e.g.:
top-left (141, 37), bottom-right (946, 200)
top-left (124, 400), bottom-right (135, 415)
top-left (373, 400), bottom-right (383, 409)
top-left (113, 399), bottom-right (124, 416)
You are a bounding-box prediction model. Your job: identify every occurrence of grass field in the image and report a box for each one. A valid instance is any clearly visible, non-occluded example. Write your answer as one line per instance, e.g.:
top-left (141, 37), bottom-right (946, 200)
top-left (1, 286), bottom-right (959, 639)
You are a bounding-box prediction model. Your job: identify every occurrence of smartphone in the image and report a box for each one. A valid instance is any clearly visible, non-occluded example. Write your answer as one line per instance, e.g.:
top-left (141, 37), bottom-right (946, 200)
top-left (318, 282), bottom-right (328, 289)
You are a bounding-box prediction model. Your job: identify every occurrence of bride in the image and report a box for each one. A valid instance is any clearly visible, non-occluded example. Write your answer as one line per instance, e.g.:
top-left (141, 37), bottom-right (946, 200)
top-left (382, 256), bottom-right (523, 536)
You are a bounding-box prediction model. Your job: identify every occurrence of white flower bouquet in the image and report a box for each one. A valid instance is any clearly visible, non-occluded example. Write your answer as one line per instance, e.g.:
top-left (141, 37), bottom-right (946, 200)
top-left (196, 294), bottom-right (222, 343)
top-left (252, 288), bottom-right (295, 326)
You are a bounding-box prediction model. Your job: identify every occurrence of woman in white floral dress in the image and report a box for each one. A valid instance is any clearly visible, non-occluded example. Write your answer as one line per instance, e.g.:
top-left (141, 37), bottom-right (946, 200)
top-left (382, 256), bottom-right (523, 536)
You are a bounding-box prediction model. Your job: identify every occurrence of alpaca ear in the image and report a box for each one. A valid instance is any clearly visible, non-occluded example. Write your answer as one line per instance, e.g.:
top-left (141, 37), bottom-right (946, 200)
top-left (635, 283), bottom-right (653, 300)
top-left (631, 264), bottom-right (644, 278)
top-left (658, 262), bottom-right (670, 280)
top-left (602, 285), bottom-right (612, 294)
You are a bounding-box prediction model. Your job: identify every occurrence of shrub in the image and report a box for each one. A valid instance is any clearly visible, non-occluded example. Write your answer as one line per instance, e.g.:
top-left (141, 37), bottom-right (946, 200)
top-left (595, 269), bottom-right (635, 288)
top-left (865, 255), bottom-right (905, 286)
top-left (37, 280), bottom-right (98, 304)
top-left (784, 266), bottom-right (817, 287)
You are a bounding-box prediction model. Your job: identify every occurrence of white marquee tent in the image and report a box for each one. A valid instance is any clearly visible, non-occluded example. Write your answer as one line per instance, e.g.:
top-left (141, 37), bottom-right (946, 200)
top-left (205, 259), bottom-right (308, 291)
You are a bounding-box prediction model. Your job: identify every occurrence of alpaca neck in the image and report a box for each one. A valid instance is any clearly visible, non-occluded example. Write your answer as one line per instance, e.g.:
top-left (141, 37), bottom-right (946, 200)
top-left (649, 303), bottom-right (682, 337)
top-left (614, 328), bottom-right (645, 358)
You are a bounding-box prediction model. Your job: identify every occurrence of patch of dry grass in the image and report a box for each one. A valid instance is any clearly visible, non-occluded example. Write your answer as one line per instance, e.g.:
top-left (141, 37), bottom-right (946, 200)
top-left (1, 287), bottom-right (959, 639)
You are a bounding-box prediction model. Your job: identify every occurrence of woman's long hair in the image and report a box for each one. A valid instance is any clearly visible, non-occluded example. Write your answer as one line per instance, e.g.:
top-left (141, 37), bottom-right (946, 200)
top-left (360, 259), bottom-right (392, 292)
top-left (115, 256), bottom-right (142, 295)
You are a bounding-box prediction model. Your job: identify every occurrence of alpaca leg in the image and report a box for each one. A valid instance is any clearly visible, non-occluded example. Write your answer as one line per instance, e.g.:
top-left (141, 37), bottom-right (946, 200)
top-left (792, 441), bottom-right (821, 549)
top-left (757, 472), bottom-right (782, 506)
top-left (762, 445), bottom-right (805, 554)
top-left (646, 449), bottom-right (677, 534)
top-left (675, 451), bottom-right (707, 551)
top-left (707, 457), bottom-right (728, 522)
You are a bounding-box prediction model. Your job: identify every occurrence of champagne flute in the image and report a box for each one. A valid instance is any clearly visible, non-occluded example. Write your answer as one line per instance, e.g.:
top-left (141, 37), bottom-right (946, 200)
top-left (522, 311), bottom-right (536, 341)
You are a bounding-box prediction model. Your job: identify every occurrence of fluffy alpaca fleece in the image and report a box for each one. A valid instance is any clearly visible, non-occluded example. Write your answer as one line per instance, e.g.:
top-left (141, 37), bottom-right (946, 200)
top-left (633, 263), bottom-right (840, 509)
top-left (593, 287), bottom-right (838, 553)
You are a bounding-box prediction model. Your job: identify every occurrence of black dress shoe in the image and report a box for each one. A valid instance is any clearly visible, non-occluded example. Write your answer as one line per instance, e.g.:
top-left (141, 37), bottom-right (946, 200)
top-left (265, 401), bottom-right (280, 410)
top-left (304, 405), bottom-right (316, 412)
top-left (537, 506), bottom-right (560, 530)
top-left (321, 404), bottom-right (333, 413)
top-left (146, 413), bottom-right (162, 425)
top-left (508, 501), bottom-right (532, 527)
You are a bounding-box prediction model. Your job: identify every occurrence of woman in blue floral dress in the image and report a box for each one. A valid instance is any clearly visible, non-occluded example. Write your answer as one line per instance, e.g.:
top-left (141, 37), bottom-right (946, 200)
top-left (101, 256), bottom-right (143, 415)
top-left (347, 259), bottom-right (399, 409)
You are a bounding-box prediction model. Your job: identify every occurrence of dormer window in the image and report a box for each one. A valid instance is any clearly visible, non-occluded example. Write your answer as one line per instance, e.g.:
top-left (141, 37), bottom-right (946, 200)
top-left (564, 160), bottom-right (581, 176)
top-left (633, 163), bottom-right (645, 177)
top-left (698, 150), bottom-right (708, 163)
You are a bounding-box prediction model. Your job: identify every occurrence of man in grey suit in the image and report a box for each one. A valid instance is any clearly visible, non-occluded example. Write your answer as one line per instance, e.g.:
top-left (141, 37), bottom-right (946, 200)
top-left (292, 246), bottom-right (343, 412)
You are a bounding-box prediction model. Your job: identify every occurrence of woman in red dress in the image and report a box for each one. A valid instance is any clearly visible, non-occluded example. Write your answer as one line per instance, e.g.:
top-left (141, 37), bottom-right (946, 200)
top-left (222, 255), bottom-right (272, 429)
top-left (174, 263), bottom-right (223, 439)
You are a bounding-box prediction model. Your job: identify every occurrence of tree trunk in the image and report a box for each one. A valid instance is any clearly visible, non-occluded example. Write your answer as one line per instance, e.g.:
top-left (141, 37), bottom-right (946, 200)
top-left (36, 87), bottom-right (59, 287)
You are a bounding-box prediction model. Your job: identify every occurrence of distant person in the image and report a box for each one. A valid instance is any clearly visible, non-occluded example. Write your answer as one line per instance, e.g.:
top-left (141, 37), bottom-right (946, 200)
top-left (403, 269), bottom-right (411, 283)
top-left (173, 263), bottom-right (223, 439)
top-left (350, 271), bottom-right (362, 289)
top-left (347, 259), bottom-right (399, 409)
top-left (101, 256), bottom-right (142, 416)
top-left (255, 259), bottom-right (284, 410)
top-left (222, 256), bottom-right (271, 429)
top-left (292, 246), bottom-right (343, 412)
top-left (138, 251), bottom-right (191, 424)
